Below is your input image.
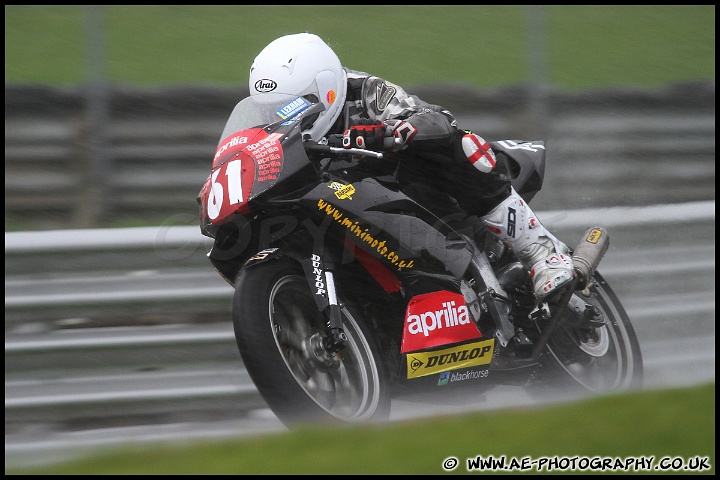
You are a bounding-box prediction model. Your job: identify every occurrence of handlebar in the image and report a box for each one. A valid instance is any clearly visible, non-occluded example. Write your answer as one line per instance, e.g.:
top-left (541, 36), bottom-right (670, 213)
top-left (304, 140), bottom-right (384, 160)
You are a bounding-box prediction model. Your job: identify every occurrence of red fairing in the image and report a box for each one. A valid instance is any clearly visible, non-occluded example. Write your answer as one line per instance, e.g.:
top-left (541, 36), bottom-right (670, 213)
top-left (200, 129), bottom-right (284, 224)
top-left (343, 236), bottom-right (402, 294)
top-left (400, 291), bottom-right (482, 353)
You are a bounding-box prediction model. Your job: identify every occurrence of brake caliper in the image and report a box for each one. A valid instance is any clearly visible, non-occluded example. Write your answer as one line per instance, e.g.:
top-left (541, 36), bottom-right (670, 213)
top-left (324, 325), bottom-right (348, 353)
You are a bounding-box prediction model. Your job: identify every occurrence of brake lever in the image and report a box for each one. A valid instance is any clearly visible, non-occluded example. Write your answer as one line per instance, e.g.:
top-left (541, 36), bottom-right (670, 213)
top-left (339, 147), bottom-right (383, 159)
top-left (304, 140), bottom-right (384, 160)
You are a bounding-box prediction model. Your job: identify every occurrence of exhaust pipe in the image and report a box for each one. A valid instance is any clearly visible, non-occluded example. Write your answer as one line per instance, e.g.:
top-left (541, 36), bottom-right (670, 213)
top-left (572, 226), bottom-right (610, 289)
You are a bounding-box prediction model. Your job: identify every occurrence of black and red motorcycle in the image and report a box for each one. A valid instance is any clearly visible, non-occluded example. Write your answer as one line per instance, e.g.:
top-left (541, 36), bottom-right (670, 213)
top-left (198, 94), bottom-right (643, 426)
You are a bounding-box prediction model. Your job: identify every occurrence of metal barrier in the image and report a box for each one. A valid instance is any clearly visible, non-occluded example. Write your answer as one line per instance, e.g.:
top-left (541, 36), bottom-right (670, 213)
top-left (4, 201), bottom-right (715, 328)
top-left (5, 201), bottom-right (715, 254)
top-left (5, 83), bottom-right (715, 229)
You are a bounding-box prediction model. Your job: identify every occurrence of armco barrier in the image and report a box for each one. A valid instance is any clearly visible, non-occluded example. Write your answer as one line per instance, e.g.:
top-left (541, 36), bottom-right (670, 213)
top-left (4, 201), bottom-right (715, 254)
top-left (5, 82), bottom-right (714, 229)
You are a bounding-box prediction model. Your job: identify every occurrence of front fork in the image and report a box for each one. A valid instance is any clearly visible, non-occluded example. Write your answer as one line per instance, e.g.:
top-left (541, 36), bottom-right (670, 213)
top-left (323, 270), bottom-right (348, 352)
top-left (301, 253), bottom-right (348, 353)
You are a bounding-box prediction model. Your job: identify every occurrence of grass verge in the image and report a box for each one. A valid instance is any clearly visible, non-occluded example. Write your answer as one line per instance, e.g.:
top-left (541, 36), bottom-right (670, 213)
top-left (7, 382), bottom-right (715, 475)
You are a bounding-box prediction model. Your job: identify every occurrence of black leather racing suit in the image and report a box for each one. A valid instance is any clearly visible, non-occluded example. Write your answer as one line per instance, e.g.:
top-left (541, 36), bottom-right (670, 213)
top-left (326, 68), bottom-right (512, 218)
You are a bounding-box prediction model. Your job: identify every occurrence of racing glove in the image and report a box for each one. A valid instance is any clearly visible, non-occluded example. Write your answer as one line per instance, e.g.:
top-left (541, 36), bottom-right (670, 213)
top-left (343, 119), bottom-right (417, 152)
top-left (342, 119), bottom-right (390, 151)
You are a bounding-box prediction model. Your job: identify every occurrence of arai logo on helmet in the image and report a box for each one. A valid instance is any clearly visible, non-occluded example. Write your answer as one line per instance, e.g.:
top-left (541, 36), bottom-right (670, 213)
top-left (254, 79), bottom-right (277, 93)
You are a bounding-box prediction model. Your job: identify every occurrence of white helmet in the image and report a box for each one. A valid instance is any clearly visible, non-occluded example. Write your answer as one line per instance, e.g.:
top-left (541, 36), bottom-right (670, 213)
top-left (249, 33), bottom-right (347, 140)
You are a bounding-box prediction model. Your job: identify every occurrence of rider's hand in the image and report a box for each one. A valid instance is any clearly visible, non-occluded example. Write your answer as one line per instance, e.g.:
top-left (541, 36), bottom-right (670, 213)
top-left (342, 118), bottom-right (419, 153)
top-left (382, 119), bottom-right (417, 152)
top-left (342, 119), bottom-right (390, 151)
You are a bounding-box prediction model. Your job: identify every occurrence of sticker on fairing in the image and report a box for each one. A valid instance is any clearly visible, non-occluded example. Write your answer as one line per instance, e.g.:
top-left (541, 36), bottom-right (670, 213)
top-left (436, 367), bottom-right (491, 385)
top-left (405, 339), bottom-right (494, 379)
top-left (328, 181), bottom-right (355, 200)
top-left (247, 248), bottom-right (279, 263)
top-left (277, 97), bottom-right (310, 120)
top-left (201, 129), bottom-right (284, 224)
top-left (400, 291), bottom-right (482, 354)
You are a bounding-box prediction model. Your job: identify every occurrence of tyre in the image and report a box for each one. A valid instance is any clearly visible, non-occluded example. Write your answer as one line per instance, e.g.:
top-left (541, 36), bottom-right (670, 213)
top-left (232, 257), bottom-right (391, 427)
top-left (529, 271), bottom-right (644, 394)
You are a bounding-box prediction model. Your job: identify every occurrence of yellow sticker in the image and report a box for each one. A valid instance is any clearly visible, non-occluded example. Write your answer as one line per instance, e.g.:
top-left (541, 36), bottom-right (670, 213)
top-left (406, 339), bottom-right (494, 379)
top-left (586, 228), bottom-right (602, 244)
top-left (328, 181), bottom-right (355, 200)
top-left (334, 184), bottom-right (355, 200)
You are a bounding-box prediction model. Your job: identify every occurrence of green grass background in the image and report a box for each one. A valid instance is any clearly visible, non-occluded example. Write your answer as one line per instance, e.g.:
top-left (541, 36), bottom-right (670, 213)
top-left (4, 5), bottom-right (715, 474)
top-left (5, 5), bottom-right (715, 90)
top-left (7, 383), bottom-right (715, 474)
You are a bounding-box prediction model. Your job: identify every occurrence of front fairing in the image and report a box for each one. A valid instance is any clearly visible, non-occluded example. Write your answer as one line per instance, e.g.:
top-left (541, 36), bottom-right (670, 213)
top-left (199, 94), bottom-right (324, 237)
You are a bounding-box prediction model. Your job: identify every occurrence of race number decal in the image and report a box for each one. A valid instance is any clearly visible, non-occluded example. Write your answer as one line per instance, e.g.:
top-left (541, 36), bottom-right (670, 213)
top-left (206, 157), bottom-right (254, 221)
top-left (202, 129), bottom-right (284, 223)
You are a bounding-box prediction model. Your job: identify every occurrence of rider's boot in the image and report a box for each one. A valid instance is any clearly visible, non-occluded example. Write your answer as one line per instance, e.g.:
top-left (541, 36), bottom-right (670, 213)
top-left (480, 187), bottom-right (574, 301)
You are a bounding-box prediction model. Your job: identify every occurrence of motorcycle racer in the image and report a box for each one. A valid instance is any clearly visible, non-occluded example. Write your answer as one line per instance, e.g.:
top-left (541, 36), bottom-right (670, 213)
top-left (247, 32), bottom-right (574, 301)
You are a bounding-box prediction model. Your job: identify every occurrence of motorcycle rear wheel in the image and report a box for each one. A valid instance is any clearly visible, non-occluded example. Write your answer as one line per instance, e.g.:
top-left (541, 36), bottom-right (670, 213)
top-left (232, 257), bottom-right (391, 427)
top-left (529, 271), bottom-right (644, 395)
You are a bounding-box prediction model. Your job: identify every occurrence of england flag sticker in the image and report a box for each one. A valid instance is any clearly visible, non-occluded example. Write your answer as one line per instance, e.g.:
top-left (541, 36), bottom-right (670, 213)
top-left (462, 133), bottom-right (496, 173)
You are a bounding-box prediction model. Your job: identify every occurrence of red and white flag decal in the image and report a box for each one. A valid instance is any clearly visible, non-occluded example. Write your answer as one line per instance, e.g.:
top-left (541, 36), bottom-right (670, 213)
top-left (462, 133), bottom-right (496, 173)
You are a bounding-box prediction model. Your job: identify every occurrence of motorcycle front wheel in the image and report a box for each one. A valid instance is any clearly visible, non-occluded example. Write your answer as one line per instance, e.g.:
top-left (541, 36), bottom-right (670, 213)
top-left (232, 257), bottom-right (391, 427)
top-left (530, 271), bottom-right (644, 394)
